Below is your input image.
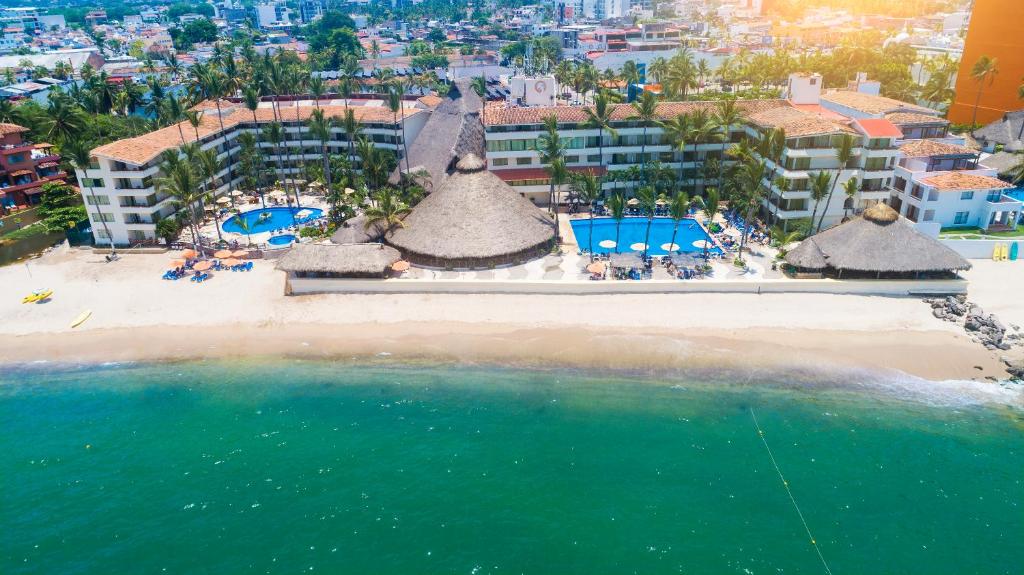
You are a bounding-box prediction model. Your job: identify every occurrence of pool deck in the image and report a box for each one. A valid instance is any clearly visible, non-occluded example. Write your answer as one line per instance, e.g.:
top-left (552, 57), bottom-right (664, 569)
top-left (198, 194), bottom-right (329, 250)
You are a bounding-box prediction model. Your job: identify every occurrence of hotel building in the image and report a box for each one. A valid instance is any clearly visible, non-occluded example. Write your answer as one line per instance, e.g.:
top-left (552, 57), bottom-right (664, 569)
top-left (76, 98), bottom-right (430, 247)
top-left (0, 123), bottom-right (66, 214)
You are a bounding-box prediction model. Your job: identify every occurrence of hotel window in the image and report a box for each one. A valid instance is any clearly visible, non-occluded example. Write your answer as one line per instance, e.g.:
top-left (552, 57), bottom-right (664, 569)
top-left (515, 157), bottom-right (532, 165)
top-left (986, 191), bottom-right (1003, 202)
top-left (953, 211), bottom-right (970, 225)
top-left (81, 177), bottom-right (105, 188)
top-left (91, 212), bottom-right (114, 223)
top-left (960, 191), bottom-right (974, 200)
top-left (89, 159), bottom-right (100, 170)
top-left (8, 153), bottom-right (25, 164)
top-left (587, 154), bottom-right (600, 163)
top-left (492, 158), bottom-right (508, 167)
top-left (923, 210), bottom-right (935, 222)
top-left (927, 190), bottom-right (938, 201)
top-left (565, 155), bottom-right (579, 164)
top-left (893, 176), bottom-right (906, 191)
top-left (86, 195), bottom-right (110, 205)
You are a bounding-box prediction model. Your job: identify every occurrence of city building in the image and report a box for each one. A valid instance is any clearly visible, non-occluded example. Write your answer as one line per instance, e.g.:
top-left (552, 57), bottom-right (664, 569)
top-left (888, 139), bottom-right (1020, 232)
top-left (254, 2), bottom-right (293, 29)
top-left (0, 123), bottom-right (66, 213)
top-left (947, 0), bottom-right (1024, 125)
top-left (75, 98), bottom-right (431, 246)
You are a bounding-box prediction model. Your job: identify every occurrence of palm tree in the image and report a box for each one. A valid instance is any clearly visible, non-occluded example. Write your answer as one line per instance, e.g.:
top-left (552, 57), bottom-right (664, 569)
top-left (736, 160), bottom-right (767, 259)
top-left (630, 90), bottom-right (658, 185)
top-left (969, 55), bottom-right (999, 128)
top-left (842, 176), bottom-right (859, 220)
top-left (342, 108), bottom-right (359, 165)
top-left (67, 140), bottom-right (115, 253)
top-left (815, 134), bottom-right (856, 233)
top-left (698, 188), bottom-right (719, 261)
top-left (607, 192), bottom-right (625, 253)
top-left (714, 99), bottom-right (742, 192)
top-left (583, 91), bottom-right (618, 172)
top-left (154, 154), bottom-right (203, 250)
top-left (387, 86), bottom-right (409, 194)
top-left (471, 75), bottom-right (487, 125)
top-left (43, 96), bottom-right (85, 143)
top-left (570, 172), bottom-right (601, 257)
top-left (184, 109), bottom-right (202, 142)
top-left (621, 60), bottom-right (640, 87)
top-left (688, 109), bottom-right (720, 195)
top-left (363, 189), bottom-right (410, 235)
top-left (667, 191), bottom-right (690, 256)
top-left (636, 186), bottom-right (658, 260)
top-left (648, 57), bottom-right (669, 85)
top-left (807, 170), bottom-right (832, 237)
top-left (262, 121), bottom-right (285, 190)
top-left (537, 115), bottom-right (566, 215)
top-left (196, 148), bottom-right (225, 242)
top-left (162, 95), bottom-right (187, 144)
top-left (660, 112), bottom-right (692, 190)
top-left (546, 158), bottom-right (568, 242)
top-left (308, 108), bottom-right (334, 206)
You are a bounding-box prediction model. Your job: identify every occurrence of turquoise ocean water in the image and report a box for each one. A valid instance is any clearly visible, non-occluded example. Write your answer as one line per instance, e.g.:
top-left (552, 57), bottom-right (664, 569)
top-left (1, 361), bottom-right (1021, 574)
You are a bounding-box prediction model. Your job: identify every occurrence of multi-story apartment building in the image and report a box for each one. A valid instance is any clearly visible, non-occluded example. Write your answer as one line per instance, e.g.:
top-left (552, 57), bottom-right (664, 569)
top-left (76, 98), bottom-right (431, 247)
top-left (889, 139), bottom-right (1020, 232)
top-left (0, 123), bottom-right (66, 214)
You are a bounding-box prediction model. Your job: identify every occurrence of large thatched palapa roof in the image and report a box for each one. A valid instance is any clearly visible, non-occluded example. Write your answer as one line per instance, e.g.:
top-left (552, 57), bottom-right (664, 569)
top-left (387, 153), bottom-right (555, 268)
top-left (276, 243), bottom-right (401, 278)
top-left (785, 203), bottom-right (970, 275)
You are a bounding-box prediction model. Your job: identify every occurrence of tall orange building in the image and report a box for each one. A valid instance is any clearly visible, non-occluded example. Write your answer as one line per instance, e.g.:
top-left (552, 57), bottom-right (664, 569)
top-left (947, 0), bottom-right (1024, 125)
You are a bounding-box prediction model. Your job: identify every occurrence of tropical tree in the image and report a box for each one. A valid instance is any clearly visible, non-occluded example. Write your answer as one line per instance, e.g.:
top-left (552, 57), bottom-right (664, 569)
top-left (570, 172), bottom-right (602, 257)
top-left (667, 191), bottom-right (690, 256)
top-left (607, 192), bottom-right (625, 254)
top-left (630, 90), bottom-right (659, 185)
top-left (815, 134), bottom-right (856, 233)
top-left (387, 86), bottom-right (409, 194)
top-left (698, 187), bottom-right (720, 261)
top-left (736, 160), bottom-right (767, 259)
top-left (969, 55), bottom-right (999, 128)
top-left (537, 115), bottom-right (566, 215)
top-left (308, 108), bottom-right (335, 214)
top-left (583, 91), bottom-right (619, 171)
top-left (471, 75), bottom-right (487, 124)
top-left (659, 113), bottom-right (692, 190)
top-left (363, 189), bottom-right (411, 234)
top-left (714, 99), bottom-right (743, 192)
top-left (196, 148), bottom-right (225, 242)
top-left (636, 186), bottom-right (659, 260)
top-left (842, 176), bottom-right (859, 220)
top-left (66, 140), bottom-right (115, 253)
top-left (154, 152), bottom-right (204, 250)
top-left (807, 170), bottom-right (832, 237)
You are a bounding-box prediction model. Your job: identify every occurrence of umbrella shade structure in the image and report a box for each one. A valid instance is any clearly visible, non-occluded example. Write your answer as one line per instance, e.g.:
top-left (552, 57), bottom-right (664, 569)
top-left (627, 198), bottom-right (640, 206)
top-left (344, 187), bottom-right (356, 195)
top-left (629, 242), bottom-right (647, 251)
top-left (169, 259), bottom-right (185, 267)
top-left (230, 190), bottom-right (244, 197)
top-left (667, 253), bottom-right (699, 267)
top-left (181, 249), bottom-right (197, 259)
top-left (231, 250), bottom-right (249, 258)
top-left (586, 261), bottom-right (606, 274)
top-left (655, 198), bottom-right (667, 205)
top-left (221, 258), bottom-right (241, 267)
top-left (204, 205), bottom-right (216, 212)
top-left (692, 240), bottom-right (713, 249)
top-left (598, 239), bottom-right (617, 249)
top-left (391, 260), bottom-right (411, 272)
top-left (661, 243), bottom-right (680, 252)
top-left (268, 189), bottom-right (287, 198)
top-left (214, 250), bottom-right (233, 258)
top-left (193, 261), bottom-right (213, 271)
top-left (609, 252), bottom-right (645, 268)
top-left (216, 197), bottom-right (231, 205)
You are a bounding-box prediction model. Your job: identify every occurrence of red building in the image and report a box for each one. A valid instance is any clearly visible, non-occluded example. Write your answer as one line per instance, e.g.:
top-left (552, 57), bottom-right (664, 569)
top-left (0, 123), bottom-right (67, 214)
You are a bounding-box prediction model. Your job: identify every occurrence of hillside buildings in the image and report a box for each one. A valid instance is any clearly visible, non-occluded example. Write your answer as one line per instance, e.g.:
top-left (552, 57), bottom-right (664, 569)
top-left (0, 123), bottom-right (66, 213)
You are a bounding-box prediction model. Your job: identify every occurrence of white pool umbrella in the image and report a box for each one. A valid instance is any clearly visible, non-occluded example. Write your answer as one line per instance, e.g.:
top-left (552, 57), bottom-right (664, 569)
top-left (598, 240), bottom-right (616, 249)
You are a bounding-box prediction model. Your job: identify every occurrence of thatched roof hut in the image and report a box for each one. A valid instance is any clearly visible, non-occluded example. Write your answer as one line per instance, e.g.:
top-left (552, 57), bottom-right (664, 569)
top-left (276, 243), bottom-right (401, 278)
top-left (785, 203), bottom-right (971, 278)
top-left (330, 214), bottom-right (385, 244)
top-left (387, 153), bottom-right (555, 268)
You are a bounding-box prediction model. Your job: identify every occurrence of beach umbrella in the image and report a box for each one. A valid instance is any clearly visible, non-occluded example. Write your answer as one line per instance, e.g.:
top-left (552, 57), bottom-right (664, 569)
top-left (181, 249), bottom-right (197, 259)
top-left (169, 259), bottom-right (185, 268)
top-left (598, 239), bottom-right (616, 249)
top-left (655, 198), bottom-right (667, 205)
top-left (692, 240), bottom-right (713, 249)
top-left (627, 197), bottom-right (640, 206)
top-left (193, 261), bottom-right (213, 271)
top-left (668, 253), bottom-right (698, 267)
top-left (231, 250), bottom-right (249, 258)
top-left (216, 197), bottom-right (231, 205)
top-left (268, 189), bottom-right (286, 198)
top-left (629, 242), bottom-right (647, 251)
top-left (221, 258), bottom-right (241, 267)
top-left (609, 252), bottom-right (644, 268)
top-left (203, 205), bottom-right (216, 212)
top-left (344, 187), bottom-right (355, 195)
top-left (660, 243), bottom-right (680, 252)
top-left (586, 261), bottom-right (606, 274)
top-left (214, 249), bottom-right (233, 258)
top-left (230, 190), bottom-right (244, 197)
top-left (391, 260), bottom-right (410, 272)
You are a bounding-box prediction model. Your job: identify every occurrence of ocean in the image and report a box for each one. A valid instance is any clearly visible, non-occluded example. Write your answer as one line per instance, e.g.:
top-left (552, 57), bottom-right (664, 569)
top-left (1, 360), bottom-right (1021, 574)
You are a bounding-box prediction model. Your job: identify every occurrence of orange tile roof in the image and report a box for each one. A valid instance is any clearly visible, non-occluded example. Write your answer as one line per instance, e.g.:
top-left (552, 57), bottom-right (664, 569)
top-left (92, 100), bottom-right (423, 165)
top-left (899, 139), bottom-right (975, 157)
top-left (855, 118), bottom-right (903, 138)
top-left (921, 171), bottom-right (1011, 191)
top-left (821, 90), bottom-right (934, 115)
top-left (483, 99), bottom-right (789, 127)
top-left (885, 112), bottom-right (948, 126)
top-left (0, 123), bottom-right (28, 136)
top-left (416, 95), bottom-right (443, 108)
top-left (747, 105), bottom-right (858, 138)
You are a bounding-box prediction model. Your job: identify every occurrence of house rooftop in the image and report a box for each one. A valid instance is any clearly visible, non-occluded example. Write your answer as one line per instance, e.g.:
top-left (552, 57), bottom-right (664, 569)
top-left (821, 90), bottom-right (935, 115)
top-left (885, 112), bottom-right (949, 126)
top-left (899, 139), bottom-right (976, 157)
top-left (855, 118), bottom-right (903, 138)
top-left (920, 171), bottom-right (1012, 191)
top-left (747, 105), bottom-right (858, 138)
top-left (0, 123), bottom-right (29, 137)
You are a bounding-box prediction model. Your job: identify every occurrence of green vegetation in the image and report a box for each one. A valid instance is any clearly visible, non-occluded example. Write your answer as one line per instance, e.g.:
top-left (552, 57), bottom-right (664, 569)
top-left (939, 227), bottom-right (1024, 239)
top-left (0, 222), bottom-right (47, 245)
top-left (37, 182), bottom-right (86, 234)
top-left (170, 19), bottom-right (219, 51)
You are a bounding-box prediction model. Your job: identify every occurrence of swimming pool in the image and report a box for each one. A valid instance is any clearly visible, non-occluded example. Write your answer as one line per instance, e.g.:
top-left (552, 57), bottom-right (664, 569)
top-left (222, 207), bottom-right (323, 235)
top-left (267, 234), bottom-right (296, 246)
top-left (570, 216), bottom-right (722, 255)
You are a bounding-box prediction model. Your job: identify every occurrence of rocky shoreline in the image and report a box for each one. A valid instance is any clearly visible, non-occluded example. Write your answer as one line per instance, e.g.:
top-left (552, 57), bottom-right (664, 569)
top-left (926, 296), bottom-right (1024, 380)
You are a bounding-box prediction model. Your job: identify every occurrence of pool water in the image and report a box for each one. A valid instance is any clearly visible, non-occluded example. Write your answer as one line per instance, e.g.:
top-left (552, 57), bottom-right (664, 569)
top-left (570, 216), bottom-right (721, 255)
top-left (267, 234), bottom-right (296, 246)
top-left (222, 207), bottom-right (323, 235)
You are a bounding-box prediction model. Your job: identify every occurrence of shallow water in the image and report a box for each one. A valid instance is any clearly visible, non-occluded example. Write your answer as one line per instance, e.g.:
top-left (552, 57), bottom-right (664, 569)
top-left (1, 361), bottom-right (1021, 574)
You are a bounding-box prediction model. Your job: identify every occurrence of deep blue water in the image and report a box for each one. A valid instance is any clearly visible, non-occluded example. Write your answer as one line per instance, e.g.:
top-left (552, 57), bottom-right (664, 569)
top-left (571, 217), bottom-right (721, 255)
top-left (223, 207), bottom-right (323, 235)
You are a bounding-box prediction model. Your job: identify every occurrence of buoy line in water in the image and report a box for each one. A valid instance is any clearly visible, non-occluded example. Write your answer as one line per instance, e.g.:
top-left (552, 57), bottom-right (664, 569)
top-left (749, 407), bottom-right (834, 575)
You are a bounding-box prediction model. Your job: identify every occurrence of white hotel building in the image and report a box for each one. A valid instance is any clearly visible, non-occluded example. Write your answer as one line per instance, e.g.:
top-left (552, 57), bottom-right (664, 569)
top-left (76, 98), bottom-right (431, 247)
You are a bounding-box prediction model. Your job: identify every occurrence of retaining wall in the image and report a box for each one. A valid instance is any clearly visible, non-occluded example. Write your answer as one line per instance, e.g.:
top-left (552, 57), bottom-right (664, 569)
top-left (941, 238), bottom-right (1024, 260)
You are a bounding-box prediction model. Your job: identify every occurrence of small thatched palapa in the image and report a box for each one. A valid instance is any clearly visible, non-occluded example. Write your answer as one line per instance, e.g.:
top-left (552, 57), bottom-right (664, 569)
top-left (387, 153), bottom-right (555, 268)
top-left (276, 243), bottom-right (401, 278)
top-left (785, 203), bottom-right (971, 278)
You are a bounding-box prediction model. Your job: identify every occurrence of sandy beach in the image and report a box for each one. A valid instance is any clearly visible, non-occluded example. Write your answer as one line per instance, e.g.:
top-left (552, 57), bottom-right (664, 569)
top-left (1, 245), bottom-right (1022, 384)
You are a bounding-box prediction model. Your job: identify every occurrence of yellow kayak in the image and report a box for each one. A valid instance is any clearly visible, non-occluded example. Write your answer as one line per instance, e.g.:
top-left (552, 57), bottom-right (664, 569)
top-left (70, 310), bottom-right (92, 328)
top-left (22, 290), bottom-right (53, 304)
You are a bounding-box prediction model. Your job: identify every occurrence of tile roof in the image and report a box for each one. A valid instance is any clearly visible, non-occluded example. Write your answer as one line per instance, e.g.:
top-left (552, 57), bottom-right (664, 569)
top-left (0, 123), bottom-right (28, 136)
top-left (920, 171), bottom-right (1012, 191)
top-left (416, 95), bottom-right (444, 108)
top-left (746, 105), bottom-right (858, 138)
top-left (482, 99), bottom-right (790, 127)
top-left (91, 100), bottom-right (423, 165)
top-left (492, 166), bottom-right (606, 181)
top-left (885, 112), bottom-right (948, 126)
top-left (854, 118), bottom-right (903, 138)
top-left (821, 90), bottom-right (935, 115)
top-left (899, 139), bottom-right (976, 157)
